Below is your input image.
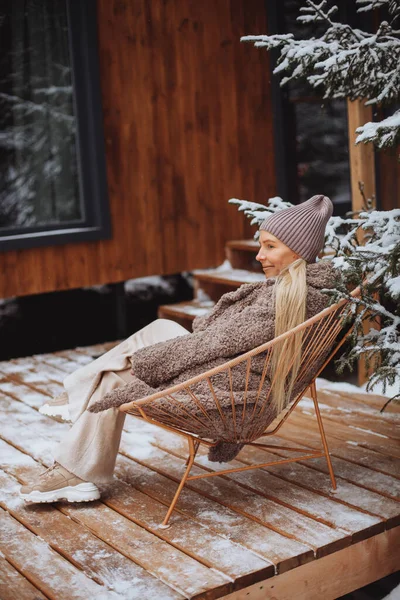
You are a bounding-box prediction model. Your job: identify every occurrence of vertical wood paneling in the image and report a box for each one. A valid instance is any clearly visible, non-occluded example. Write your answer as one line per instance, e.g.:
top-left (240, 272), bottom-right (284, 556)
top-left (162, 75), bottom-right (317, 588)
top-left (378, 145), bottom-right (400, 211)
top-left (0, 0), bottom-right (276, 298)
top-left (347, 99), bottom-right (376, 213)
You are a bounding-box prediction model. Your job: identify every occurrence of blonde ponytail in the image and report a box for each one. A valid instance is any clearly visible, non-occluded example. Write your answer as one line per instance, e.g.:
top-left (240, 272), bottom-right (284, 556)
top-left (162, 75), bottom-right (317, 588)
top-left (269, 258), bottom-right (308, 415)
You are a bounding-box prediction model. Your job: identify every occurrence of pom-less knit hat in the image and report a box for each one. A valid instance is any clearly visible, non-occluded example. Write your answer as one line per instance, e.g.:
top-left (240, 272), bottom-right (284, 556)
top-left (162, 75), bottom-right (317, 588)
top-left (259, 194), bottom-right (334, 263)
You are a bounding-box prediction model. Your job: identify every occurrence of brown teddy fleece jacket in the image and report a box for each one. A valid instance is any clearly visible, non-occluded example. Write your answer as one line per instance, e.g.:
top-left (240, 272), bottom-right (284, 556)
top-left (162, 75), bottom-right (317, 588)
top-left (88, 261), bottom-right (341, 458)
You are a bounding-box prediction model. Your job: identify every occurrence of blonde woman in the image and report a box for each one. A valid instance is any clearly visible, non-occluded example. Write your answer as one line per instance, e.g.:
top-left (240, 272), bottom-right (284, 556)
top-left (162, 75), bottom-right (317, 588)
top-left (20, 194), bottom-right (341, 504)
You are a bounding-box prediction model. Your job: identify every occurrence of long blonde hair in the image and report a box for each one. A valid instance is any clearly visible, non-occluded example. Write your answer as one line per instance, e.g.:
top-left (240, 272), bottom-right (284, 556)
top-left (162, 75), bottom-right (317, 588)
top-left (269, 258), bottom-right (308, 414)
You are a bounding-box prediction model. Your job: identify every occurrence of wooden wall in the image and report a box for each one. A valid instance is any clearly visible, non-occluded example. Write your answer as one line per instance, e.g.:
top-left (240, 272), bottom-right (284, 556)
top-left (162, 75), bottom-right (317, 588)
top-left (0, 0), bottom-right (276, 299)
top-left (378, 145), bottom-right (400, 211)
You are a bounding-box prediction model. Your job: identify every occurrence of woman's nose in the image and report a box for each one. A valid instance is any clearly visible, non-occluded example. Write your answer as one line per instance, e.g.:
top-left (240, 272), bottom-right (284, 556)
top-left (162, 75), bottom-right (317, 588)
top-left (256, 250), bottom-right (263, 262)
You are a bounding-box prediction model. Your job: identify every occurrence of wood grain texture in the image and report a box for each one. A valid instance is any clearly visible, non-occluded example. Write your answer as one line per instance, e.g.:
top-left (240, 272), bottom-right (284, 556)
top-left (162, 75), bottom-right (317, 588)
top-left (0, 0), bottom-right (275, 299)
top-left (0, 554), bottom-right (47, 600)
top-left (377, 143), bottom-right (400, 211)
top-left (221, 527), bottom-right (400, 600)
top-left (347, 99), bottom-right (376, 214)
top-left (0, 469), bottom-right (184, 600)
top-left (0, 508), bottom-right (110, 600)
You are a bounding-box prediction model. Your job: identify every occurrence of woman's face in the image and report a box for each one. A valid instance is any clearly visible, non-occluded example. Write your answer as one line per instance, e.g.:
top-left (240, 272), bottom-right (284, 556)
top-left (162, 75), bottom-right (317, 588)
top-left (256, 231), bottom-right (301, 278)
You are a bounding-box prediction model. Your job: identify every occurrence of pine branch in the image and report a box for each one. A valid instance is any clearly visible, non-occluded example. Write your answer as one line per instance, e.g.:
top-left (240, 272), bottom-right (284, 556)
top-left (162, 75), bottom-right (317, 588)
top-left (355, 108), bottom-right (400, 148)
top-left (241, 0), bottom-right (400, 149)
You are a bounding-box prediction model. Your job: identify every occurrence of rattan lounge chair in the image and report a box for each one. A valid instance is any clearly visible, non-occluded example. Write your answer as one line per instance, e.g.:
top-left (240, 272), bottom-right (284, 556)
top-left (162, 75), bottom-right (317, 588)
top-left (119, 286), bottom-right (360, 528)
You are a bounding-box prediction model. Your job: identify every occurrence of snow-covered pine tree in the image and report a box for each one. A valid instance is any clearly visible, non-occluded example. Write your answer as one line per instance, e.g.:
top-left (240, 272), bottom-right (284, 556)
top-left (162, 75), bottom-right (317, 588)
top-left (229, 0), bottom-right (400, 407)
top-left (241, 0), bottom-right (400, 151)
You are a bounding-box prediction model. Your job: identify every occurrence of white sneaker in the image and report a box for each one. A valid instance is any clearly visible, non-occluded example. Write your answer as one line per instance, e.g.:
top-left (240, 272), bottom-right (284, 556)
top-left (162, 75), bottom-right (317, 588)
top-left (39, 391), bottom-right (71, 422)
top-left (20, 462), bottom-right (100, 504)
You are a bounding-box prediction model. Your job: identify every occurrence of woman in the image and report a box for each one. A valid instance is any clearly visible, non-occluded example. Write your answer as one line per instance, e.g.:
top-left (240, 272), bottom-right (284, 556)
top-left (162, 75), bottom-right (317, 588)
top-left (20, 194), bottom-right (340, 504)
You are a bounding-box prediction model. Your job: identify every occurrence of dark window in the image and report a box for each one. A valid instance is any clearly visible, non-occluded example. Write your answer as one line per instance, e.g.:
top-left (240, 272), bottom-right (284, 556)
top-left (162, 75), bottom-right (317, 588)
top-left (0, 0), bottom-right (111, 251)
top-left (270, 0), bottom-right (356, 216)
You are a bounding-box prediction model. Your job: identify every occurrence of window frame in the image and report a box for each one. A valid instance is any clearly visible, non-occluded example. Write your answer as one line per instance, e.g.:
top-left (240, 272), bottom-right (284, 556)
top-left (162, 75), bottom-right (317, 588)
top-left (0, 0), bottom-right (111, 252)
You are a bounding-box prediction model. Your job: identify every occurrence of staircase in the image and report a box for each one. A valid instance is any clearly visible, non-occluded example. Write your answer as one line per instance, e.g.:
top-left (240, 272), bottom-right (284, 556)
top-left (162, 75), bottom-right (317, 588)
top-left (158, 239), bottom-right (264, 331)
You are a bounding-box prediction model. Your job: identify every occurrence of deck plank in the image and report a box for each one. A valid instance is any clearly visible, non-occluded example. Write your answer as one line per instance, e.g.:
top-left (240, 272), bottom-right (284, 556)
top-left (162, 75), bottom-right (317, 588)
top-left (237, 435), bottom-right (400, 500)
top-left (0, 417), bottom-right (255, 598)
top-left (0, 464), bottom-right (184, 600)
top-left (142, 420), bottom-right (400, 520)
top-left (0, 369), bottom-right (63, 398)
top-left (2, 374), bottom-right (382, 548)
top-left (0, 347), bottom-right (399, 600)
top-left (0, 393), bottom-right (316, 577)
top-left (297, 392), bottom-right (400, 441)
top-left (288, 410), bottom-right (400, 459)
top-left (221, 528), bottom-right (400, 600)
top-left (314, 387), bottom-right (400, 419)
top-left (120, 416), bottom-right (399, 523)
top-left (0, 508), bottom-right (117, 599)
top-left (56, 349), bottom-right (95, 365)
top-left (113, 457), bottom-right (314, 574)
top-left (231, 445), bottom-right (400, 523)
top-left (2, 372), bottom-right (397, 546)
top-left (121, 407), bottom-right (400, 507)
top-left (0, 378), bottom-right (47, 411)
top-left (0, 406), bottom-right (285, 584)
top-left (119, 438), bottom-right (350, 556)
top-left (100, 480), bottom-right (275, 583)
top-left (119, 431), bottom-right (385, 542)
top-left (270, 417), bottom-right (400, 480)
top-left (0, 553), bottom-right (48, 600)
top-left (324, 387), bottom-right (400, 414)
top-left (0, 408), bottom-right (296, 595)
top-left (31, 354), bottom-right (83, 373)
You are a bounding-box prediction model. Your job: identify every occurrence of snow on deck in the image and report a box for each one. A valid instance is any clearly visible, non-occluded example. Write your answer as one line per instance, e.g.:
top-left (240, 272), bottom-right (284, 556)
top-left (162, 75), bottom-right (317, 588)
top-left (0, 341), bottom-right (399, 599)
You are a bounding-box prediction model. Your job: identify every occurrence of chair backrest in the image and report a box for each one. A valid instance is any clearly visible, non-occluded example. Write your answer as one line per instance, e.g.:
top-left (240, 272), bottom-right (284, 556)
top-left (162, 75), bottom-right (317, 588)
top-left (122, 287), bottom-right (360, 443)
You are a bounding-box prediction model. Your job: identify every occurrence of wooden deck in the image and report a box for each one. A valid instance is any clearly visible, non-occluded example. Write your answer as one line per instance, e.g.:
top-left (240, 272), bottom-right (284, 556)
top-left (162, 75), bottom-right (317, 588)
top-left (0, 341), bottom-right (399, 600)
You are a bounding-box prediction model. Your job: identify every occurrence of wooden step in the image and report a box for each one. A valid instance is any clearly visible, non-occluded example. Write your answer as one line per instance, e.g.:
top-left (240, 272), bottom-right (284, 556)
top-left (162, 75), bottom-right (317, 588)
top-left (157, 236), bottom-right (264, 330)
top-left (225, 239), bottom-right (261, 272)
top-left (158, 258), bottom-right (265, 329)
top-left (157, 299), bottom-right (215, 331)
top-left (193, 265), bottom-right (265, 302)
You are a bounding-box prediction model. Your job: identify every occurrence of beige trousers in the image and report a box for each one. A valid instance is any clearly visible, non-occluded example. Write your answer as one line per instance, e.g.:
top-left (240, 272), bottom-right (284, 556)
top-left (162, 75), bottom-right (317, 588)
top-left (54, 319), bottom-right (189, 484)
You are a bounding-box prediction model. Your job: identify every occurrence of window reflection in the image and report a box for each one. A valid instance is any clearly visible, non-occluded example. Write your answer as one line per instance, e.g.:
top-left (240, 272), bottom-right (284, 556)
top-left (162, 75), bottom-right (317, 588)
top-left (282, 0), bottom-right (352, 215)
top-left (0, 0), bottom-right (82, 232)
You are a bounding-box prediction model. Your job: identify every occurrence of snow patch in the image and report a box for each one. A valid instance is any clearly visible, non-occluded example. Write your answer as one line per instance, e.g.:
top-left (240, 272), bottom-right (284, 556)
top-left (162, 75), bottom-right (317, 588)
top-left (316, 376), bottom-right (400, 400)
top-left (124, 275), bottom-right (175, 296)
top-left (348, 425), bottom-right (388, 438)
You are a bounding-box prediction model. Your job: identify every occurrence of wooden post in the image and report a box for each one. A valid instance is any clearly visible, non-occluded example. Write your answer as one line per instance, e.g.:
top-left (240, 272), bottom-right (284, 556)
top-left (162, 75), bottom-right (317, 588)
top-left (347, 99), bottom-right (377, 386)
top-left (347, 99), bottom-right (376, 212)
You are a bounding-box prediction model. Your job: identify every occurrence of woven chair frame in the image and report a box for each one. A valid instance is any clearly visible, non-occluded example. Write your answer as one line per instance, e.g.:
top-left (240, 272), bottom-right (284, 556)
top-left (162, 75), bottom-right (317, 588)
top-left (119, 286), bottom-right (360, 528)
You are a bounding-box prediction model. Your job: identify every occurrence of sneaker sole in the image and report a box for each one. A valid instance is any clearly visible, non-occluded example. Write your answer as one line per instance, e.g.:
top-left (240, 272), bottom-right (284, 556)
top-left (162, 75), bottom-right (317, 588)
top-left (39, 403), bottom-right (71, 422)
top-left (20, 482), bottom-right (100, 504)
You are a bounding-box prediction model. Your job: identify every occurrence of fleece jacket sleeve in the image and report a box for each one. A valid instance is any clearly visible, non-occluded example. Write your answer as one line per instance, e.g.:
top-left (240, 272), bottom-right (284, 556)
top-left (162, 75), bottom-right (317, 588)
top-left (130, 303), bottom-right (275, 388)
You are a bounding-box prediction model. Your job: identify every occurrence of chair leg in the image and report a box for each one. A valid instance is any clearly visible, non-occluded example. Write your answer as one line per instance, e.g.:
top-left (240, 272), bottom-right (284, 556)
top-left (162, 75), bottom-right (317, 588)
top-left (310, 381), bottom-right (337, 490)
top-left (184, 439), bottom-right (200, 466)
top-left (159, 437), bottom-right (197, 528)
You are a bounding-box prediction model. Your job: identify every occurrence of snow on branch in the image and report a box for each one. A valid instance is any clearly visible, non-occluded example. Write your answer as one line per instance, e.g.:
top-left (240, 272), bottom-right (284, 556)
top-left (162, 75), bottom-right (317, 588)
top-left (355, 109), bottom-right (400, 148)
top-left (228, 197), bottom-right (291, 231)
top-left (240, 0), bottom-right (400, 150)
top-left (357, 0), bottom-right (391, 11)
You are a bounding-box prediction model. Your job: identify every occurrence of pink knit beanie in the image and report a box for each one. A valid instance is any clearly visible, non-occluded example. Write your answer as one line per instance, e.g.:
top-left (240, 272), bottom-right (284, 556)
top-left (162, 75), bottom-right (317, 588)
top-left (259, 194), bottom-right (333, 263)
